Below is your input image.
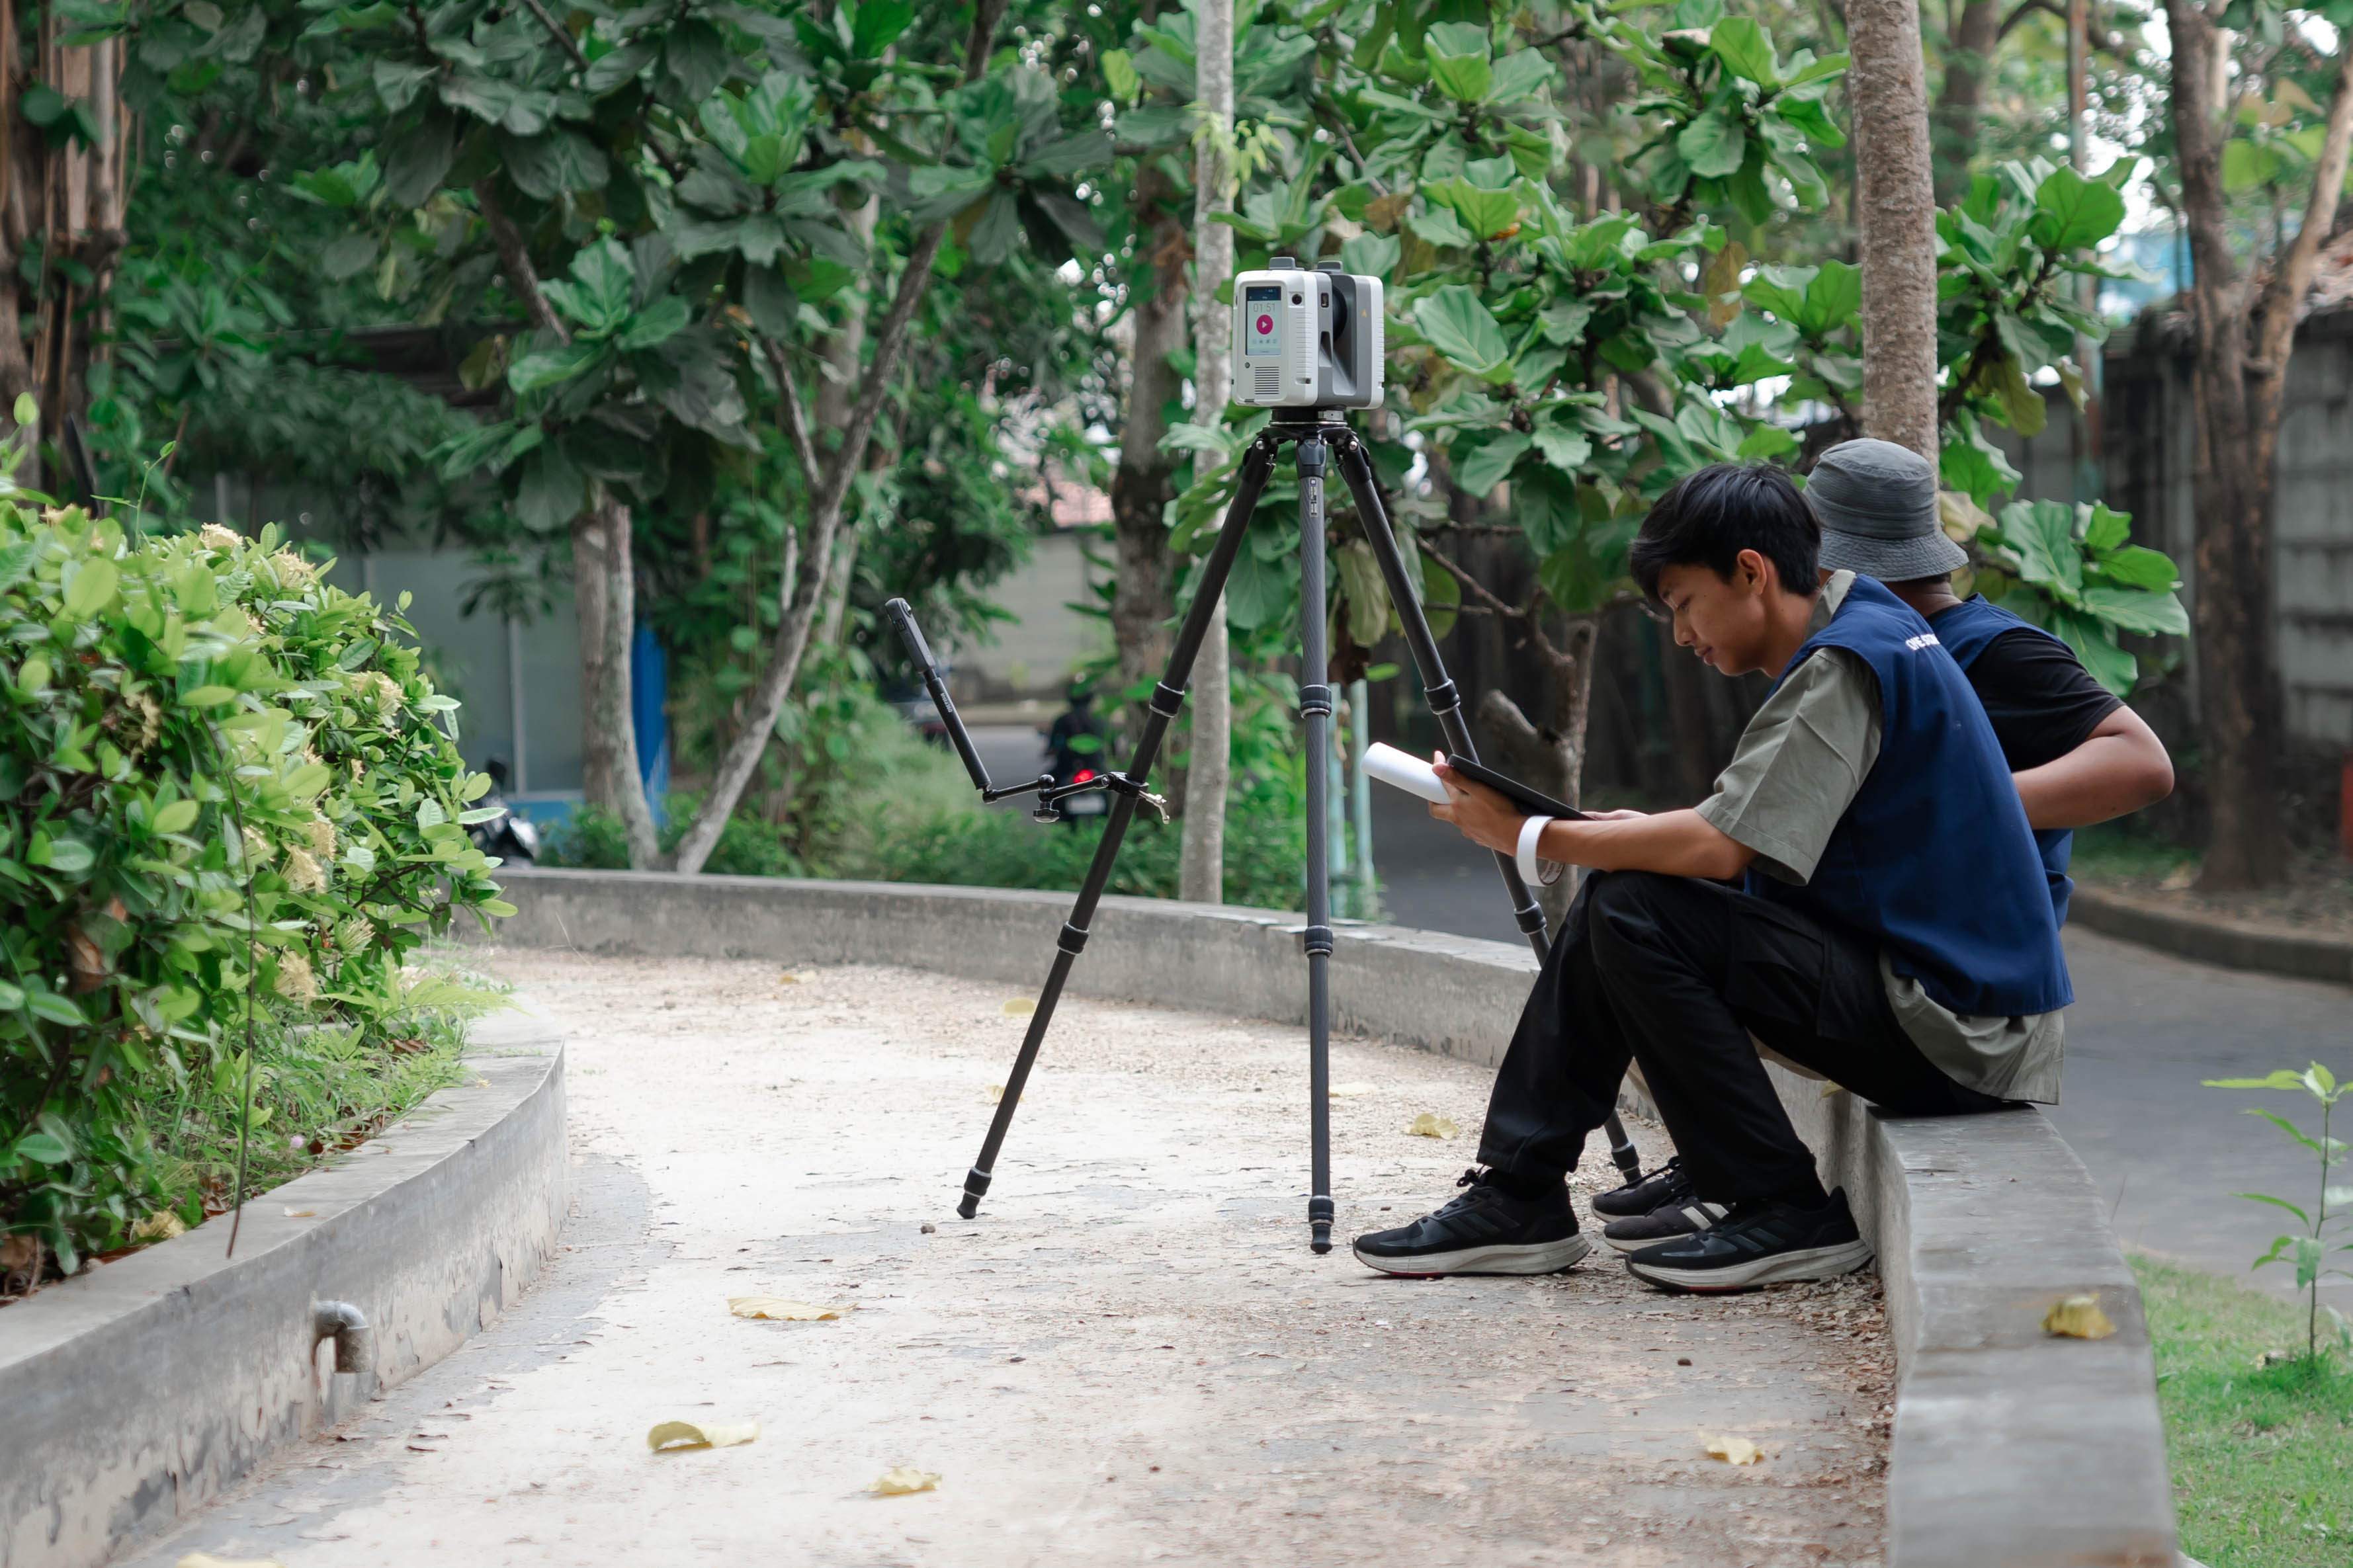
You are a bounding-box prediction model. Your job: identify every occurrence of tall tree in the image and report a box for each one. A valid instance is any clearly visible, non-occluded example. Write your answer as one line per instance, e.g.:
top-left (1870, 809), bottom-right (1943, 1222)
top-left (1107, 161), bottom-right (1188, 741)
top-left (1932, 0), bottom-right (2002, 202)
top-left (1177, 0), bottom-right (1232, 906)
top-left (2162, 1), bottom-right (2353, 887)
top-left (1847, 0), bottom-right (1943, 456)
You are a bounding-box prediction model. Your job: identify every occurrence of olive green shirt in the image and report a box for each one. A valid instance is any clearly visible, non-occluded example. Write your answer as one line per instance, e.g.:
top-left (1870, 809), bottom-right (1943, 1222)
top-left (1693, 572), bottom-right (2064, 1104)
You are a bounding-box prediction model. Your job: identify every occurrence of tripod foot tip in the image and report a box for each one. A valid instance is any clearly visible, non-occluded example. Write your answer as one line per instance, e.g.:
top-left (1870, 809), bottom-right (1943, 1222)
top-left (1310, 1223), bottom-right (1333, 1255)
top-left (955, 1197), bottom-right (978, 1219)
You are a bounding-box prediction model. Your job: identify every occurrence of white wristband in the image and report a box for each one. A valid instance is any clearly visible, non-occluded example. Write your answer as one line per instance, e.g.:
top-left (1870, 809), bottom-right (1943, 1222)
top-left (1516, 815), bottom-right (1556, 888)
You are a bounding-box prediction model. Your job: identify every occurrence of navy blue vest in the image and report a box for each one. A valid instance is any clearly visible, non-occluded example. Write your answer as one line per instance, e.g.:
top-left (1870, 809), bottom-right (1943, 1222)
top-left (1755, 576), bottom-right (2073, 1018)
top-left (1930, 595), bottom-right (2076, 925)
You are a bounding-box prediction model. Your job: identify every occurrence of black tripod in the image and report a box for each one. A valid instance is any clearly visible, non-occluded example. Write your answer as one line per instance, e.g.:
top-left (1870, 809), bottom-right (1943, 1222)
top-left (886, 407), bottom-right (1643, 1253)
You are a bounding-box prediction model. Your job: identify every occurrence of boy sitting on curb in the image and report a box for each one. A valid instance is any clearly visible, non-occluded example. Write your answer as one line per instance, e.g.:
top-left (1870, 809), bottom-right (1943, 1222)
top-left (1589, 438), bottom-right (2172, 1255)
top-left (1352, 461), bottom-right (2070, 1292)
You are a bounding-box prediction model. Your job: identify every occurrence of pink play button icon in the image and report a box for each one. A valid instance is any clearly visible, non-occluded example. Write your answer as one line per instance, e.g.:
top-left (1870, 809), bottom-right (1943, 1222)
top-left (1255, 314), bottom-right (1273, 335)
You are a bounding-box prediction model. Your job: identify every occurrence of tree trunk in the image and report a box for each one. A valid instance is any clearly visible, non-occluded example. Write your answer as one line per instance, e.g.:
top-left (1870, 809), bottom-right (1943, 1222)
top-left (667, 0), bottom-right (1010, 875)
top-left (1932, 0), bottom-right (1999, 202)
top-left (572, 489), bottom-right (660, 866)
top-left (1846, 0), bottom-right (1942, 459)
top-left (1109, 163), bottom-right (1189, 741)
top-left (2166, 3), bottom-right (2353, 887)
top-left (1177, 0), bottom-right (1234, 906)
top-left (1474, 615), bottom-right (1598, 923)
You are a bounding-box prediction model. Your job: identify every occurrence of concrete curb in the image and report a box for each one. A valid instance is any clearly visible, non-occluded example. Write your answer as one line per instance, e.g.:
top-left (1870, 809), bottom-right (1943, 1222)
top-left (0, 1007), bottom-right (568, 1568)
top-left (2071, 885), bottom-right (2353, 985)
top-left (482, 867), bottom-right (2176, 1566)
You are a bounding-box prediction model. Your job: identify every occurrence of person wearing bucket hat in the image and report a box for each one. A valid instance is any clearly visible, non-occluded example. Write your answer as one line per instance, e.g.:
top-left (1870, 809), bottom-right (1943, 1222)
top-left (1804, 438), bottom-right (2172, 880)
top-left (1577, 440), bottom-right (2173, 1260)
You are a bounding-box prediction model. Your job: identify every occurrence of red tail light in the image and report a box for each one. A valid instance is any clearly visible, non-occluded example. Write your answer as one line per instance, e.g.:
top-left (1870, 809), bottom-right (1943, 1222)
top-left (1074, 768), bottom-right (1095, 782)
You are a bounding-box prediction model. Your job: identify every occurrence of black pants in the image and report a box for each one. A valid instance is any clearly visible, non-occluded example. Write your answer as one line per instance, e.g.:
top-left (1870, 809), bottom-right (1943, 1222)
top-left (1476, 870), bottom-right (2008, 1205)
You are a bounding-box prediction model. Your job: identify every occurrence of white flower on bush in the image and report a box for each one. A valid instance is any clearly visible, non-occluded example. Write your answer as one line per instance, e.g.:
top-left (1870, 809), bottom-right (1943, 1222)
top-left (196, 522), bottom-right (241, 552)
top-left (284, 846), bottom-right (329, 893)
top-left (240, 827), bottom-right (275, 869)
top-left (302, 816), bottom-right (336, 859)
top-left (349, 671), bottom-right (402, 717)
top-left (273, 951), bottom-right (318, 1003)
top-left (270, 550), bottom-right (318, 591)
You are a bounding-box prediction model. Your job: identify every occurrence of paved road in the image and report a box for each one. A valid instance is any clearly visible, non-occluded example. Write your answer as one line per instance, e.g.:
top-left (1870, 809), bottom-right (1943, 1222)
top-left (127, 954), bottom-right (1891, 1568)
top-left (1362, 787), bottom-right (2353, 1312)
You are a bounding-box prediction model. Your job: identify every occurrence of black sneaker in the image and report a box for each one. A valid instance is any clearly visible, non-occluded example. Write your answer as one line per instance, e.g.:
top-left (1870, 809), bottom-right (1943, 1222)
top-left (1352, 1169), bottom-right (1592, 1277)
top-left (1623, 1188), bottom-right (1871, 1293)
top-left (1590, 1155), bottom-right (1688, 1219)
top-left (1600, 1190), bottom-right (1731, 1254)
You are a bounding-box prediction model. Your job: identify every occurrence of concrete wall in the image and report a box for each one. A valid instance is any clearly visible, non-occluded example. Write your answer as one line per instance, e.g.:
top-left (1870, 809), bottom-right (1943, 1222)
top-left (945, 527), bottom-right (1115, 704)
top-left (478, 867), bottom-right (2178, 1567)
top-left (0, 1012), bottom-right (568, 1568)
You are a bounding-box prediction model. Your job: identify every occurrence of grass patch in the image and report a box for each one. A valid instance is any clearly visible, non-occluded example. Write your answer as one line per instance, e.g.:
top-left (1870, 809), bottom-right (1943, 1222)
top-left (2071, 820), bottom-right (2200, 882)
top-left (2133, 1254), bottom-right (2353, 1565)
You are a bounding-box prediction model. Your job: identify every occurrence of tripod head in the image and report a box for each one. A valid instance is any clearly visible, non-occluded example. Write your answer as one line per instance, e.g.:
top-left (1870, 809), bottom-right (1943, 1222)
top-left (884, 598), bottom-right (1164, 825)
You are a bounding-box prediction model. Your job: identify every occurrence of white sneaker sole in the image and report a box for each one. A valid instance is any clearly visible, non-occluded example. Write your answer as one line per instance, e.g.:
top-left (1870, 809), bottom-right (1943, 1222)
top-left (1600, 1227), bottom-right (1696, 1255)
top-left (1353, 1233), bottom-right (1592, 1276)
top-left (1627, 1237), bottom-right (1873, 1292)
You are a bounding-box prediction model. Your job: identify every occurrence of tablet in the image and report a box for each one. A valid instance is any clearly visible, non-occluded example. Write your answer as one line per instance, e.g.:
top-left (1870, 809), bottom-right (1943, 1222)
top-left (1441, 755), bottom-right (1591, 821)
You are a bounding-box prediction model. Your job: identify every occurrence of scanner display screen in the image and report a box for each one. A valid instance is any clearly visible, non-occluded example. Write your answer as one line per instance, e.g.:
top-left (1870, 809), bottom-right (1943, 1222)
top-left (1243, 285), bottom-right (1281, 357)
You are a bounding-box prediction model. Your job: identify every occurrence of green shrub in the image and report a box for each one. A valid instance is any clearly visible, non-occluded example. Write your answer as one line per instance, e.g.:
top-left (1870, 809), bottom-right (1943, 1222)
top-left (1, 510), bottom-right (509, 1272)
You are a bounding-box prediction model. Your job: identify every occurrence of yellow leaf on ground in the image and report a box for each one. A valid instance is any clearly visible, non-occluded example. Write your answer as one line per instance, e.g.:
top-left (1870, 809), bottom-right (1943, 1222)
top-left (729, 1296), bottom-right (849, 1321)
top-left (133, 1211), bottom-right (185, 1242)
top-left (1001, 997), bottom-right (1034, 1016)
top-left (647, 1419), bottom-right (760, 1451)
top-left (986, 1084), bottom-right (1005, 1104)
top-left (778, 969), bottom-right (817, 984)
top-left (1404, 1112), bottom-right (1459, 1139)
top-left (282, 1208), bottom-right (317, 1218)
top-left (2042, 1294), bottom-right (2116, 1340)
top-left (1329, 1082), bottom-right (1375, 1098)
top-left (870, 1465), bottom-right (941, 1495)
top-left (1702, 1432), bottom-right (1762, 1465)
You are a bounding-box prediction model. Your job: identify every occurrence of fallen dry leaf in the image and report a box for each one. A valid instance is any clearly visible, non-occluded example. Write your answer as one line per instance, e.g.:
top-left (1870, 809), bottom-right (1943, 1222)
top-left (778, 969), bottom-right (817, 985)
top-left (869, 1465), bottom-right (941, 1495)
top-left (1702, 1432), bottom-right (1762, 1465)
top-left (1329, 1082), bottom-right (1375, 1098)
top-left (1404, 1112), bottom-right (1460, 1139)
top-left (1001, 997), bottom-right (1035, 1016)
top-left (177, 1556), bottom-right (285, 1568)
top-left (2042, 1295), bottom-right (2116, 1340)
top-left (132, 1211), bottom-right (186, 1243)
top-left (282, 1208), bottom-right (317, 1218)
top-left (985, 1084), bottom-right (1005, 1104)
top-left (729, 1296), bottom-right (849, 1321)
top-left (647, 1419), bottom-right (760, 1451)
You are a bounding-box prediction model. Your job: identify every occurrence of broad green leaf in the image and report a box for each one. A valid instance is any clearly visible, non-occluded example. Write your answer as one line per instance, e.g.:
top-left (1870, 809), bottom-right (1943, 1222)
top-left (15, 1131), bottom-right (69, 1163)
top-left (2078, 585), bottom-right (2189, 637)
top-left (1429, 178), bottom-right (1521, 241)
top-left (508, 343), bottom-right (607, 394)
top-left (1340, 231), bottom-right (1400, 279)
top-left (2043, 604), bottom-right (2137, 694)
top-left (2231, 1190), bottom-right (2313, 1224)
top-left (2084, 501), bottom-right (2132, 552)
top-left (1424, 21), bottom-right (1493, 102)
top-left (1223, 544), bottom-right (1299, 632)
top-left (153, 799), bottom-right (200, 835)
top-left (1989, 353), bottom-right (2048, 438)
top-left (2206, 1071), bottom-right (2313, 1090)
top-left (27, 992), bottom-right (84, 1026)
top-left (64, 558), bottom-right (117, 615)
top-left (1484, 48), bottom-right (1555, 105)
top-left (1418, 549), bottom-right (1459, 638)
top-left (1531, 426), bottom-right (1592, 471)
top-left (1516, 466), bottom-right (1580, 555)
top-left (849, 0), bottom-right (914, 58)
top-left (1800, 261), bottom-right (1861, 335)
top-left (1709, 16), bottom-right (1779, 85)
top-left (1678, 110), bottom-right (1746, 180)
top-left (1405, 203), bottom-right (1475, 250)
top-left (1450, 431), bottom-right (1531, 496)
top-left (1101, 48), bottom-right (1139, 103)
top-left (1996, 500), bottom-right (2080, 598)
top-left (2090, 545), bottom-right (2179, 591)
top-left (2034, 164), bottom-right (2127, 251)
top-left (617, 296), bottom-right (691, 352)
top-left (182, 685), bottom-right (239, 706)
top-left (1413, 285), bottom-right (1510, 376)
top-left (1736, 423), bottom-right (1799, 459)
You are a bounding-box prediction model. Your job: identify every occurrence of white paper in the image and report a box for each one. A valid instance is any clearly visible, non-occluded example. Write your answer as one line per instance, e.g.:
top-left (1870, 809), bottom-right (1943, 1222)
top-left (1362, 742), bottom-right (1451, 805)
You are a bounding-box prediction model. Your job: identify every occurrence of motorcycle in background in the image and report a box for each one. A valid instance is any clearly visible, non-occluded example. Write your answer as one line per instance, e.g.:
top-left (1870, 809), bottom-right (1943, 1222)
top-left (466, 759), bottom-right (542, 863)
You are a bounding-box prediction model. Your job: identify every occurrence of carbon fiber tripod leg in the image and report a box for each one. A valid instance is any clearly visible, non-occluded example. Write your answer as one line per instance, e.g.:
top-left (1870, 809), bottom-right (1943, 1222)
top-left (953, 438), bottom-right (1279, 1218)
top-left (1297, 429), bottom-right (1336, 1254)
top-left (1331, 434), bottom-right (1645, 1187)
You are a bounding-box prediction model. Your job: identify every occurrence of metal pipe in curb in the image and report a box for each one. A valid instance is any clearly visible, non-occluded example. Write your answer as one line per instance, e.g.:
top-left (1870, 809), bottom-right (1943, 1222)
top-left (0, 1012), bottom-right (568, 1568)
top-left (472, 865), bottom-right (2180, 1566)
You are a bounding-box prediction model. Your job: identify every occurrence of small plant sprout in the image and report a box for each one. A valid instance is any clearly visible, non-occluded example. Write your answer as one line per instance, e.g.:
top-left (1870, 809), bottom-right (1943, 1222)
top-left (2202, 1061), bottom-right (2353, 1364)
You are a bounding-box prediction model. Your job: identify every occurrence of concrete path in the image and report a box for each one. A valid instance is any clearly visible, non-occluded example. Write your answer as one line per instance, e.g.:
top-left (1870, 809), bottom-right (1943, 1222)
top-left (127, 954), bottom-right (1891, 1567)
top-left (1365, 787), bottom-right (2353, 1311)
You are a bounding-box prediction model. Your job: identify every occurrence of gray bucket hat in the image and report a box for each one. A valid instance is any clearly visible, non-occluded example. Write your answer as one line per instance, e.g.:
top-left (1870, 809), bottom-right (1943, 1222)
top-left (1805, 438), bottom-right (1968, 581)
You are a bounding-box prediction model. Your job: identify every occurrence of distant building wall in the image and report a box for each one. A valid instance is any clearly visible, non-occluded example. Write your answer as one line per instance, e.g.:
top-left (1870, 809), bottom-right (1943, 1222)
top-left (947, 527), bottom-right (1112, 702)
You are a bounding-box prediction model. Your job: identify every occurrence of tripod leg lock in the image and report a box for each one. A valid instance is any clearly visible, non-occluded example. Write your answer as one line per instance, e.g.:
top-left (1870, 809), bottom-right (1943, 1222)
top-left (1424, 678), bottom-right (1462, 716)
top-left (1056, 922), bottom-right (1091, 956)
top-left (1514, 901), bottom-right (1547, 936)
top-left (1301, 924), bottom-right (1335, 956)
top-left (1298, 682), bottom-right (1332, 718)
top-left (1150, 681), bottom-right (1186, 718)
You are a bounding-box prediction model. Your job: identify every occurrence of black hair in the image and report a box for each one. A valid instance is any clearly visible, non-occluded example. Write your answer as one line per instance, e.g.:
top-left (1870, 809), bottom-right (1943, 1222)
top-left (1628, 463), bottom-right (1819, 603)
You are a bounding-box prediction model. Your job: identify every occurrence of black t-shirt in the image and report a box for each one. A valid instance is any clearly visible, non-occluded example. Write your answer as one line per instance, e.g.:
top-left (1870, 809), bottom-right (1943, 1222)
top-left (1949, 625), bottom-right (2122, 772)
